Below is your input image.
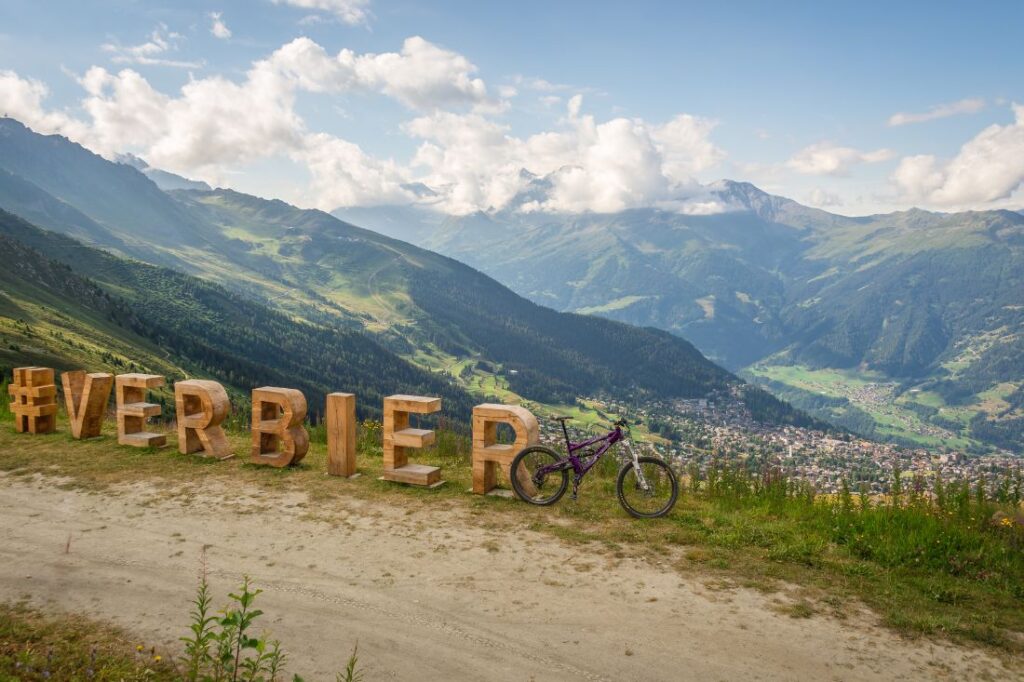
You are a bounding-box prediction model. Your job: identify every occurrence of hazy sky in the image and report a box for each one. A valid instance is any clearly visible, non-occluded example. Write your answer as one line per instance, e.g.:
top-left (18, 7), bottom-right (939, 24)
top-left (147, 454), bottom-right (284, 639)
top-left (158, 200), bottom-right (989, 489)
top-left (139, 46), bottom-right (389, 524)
top-left (2, 0), bottom-right (1022, 215)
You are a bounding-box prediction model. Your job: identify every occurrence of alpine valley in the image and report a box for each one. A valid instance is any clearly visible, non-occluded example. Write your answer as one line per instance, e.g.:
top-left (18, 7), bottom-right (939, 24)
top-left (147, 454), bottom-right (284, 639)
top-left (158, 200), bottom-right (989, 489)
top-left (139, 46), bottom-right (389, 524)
top-left (335, 177), bottom-right (1024, 454)
top-left (0, 117), bottom-right (809, 433)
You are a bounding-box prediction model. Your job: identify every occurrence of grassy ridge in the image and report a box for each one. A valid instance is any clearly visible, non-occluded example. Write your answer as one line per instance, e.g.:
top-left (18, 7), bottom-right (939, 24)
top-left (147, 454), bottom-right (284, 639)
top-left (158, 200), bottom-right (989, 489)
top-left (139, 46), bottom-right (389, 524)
top-left (1, 407), bottom-right (1022, 657)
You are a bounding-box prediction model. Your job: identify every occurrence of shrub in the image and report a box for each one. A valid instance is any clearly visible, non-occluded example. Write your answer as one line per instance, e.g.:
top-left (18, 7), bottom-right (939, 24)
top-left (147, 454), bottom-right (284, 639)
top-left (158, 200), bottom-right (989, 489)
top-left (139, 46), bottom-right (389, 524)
top-left (181, 556), bottom-right (362, 681)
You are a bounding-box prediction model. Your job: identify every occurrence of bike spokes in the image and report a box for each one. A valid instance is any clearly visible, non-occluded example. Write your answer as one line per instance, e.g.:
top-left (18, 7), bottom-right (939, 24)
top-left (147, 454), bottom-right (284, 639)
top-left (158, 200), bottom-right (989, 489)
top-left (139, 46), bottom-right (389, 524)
top-left (512, 448), bottom-right (569, 505)
top-left (617, 458), bottom-right (678, 518)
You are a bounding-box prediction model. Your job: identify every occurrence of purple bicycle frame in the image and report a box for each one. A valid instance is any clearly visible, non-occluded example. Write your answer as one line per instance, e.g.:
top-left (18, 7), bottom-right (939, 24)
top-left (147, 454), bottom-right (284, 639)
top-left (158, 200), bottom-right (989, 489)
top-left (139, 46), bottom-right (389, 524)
top-left (536, 425), bottom-right (625, 485)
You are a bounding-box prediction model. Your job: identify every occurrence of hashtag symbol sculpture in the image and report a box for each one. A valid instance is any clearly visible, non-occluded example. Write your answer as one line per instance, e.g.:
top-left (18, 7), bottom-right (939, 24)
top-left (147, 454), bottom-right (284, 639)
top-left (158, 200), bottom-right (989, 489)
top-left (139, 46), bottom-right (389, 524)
top-left (8, 367), bottom-right (58, 434)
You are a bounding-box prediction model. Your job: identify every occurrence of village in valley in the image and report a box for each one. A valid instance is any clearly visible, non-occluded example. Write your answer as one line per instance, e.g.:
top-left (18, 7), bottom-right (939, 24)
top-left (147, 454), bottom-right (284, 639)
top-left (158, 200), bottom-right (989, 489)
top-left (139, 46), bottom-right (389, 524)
top-left (539, 391), bottom-right (1023, 497)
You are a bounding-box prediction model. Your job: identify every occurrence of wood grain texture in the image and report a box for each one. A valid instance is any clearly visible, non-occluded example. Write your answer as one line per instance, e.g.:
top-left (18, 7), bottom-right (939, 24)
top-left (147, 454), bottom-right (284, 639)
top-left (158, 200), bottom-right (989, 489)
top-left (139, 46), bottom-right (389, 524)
top-left (326, 392), bottom-right (356, 477)
top-left (381, 463), bottom-right (441, 486)
top-left (471, 403), bottom-right (539, 494)
top-left (175, 379), bottom-right (232, 459)
top-left (115, 373), bottom-right (166, 448)
top-left (61, 371), bottom-right (113, 439)
top-left (382, 394), bottom-right (441, 486)
top-left (8, 367), bottom-right (57, 435)
top-left (250, 387), bottom-right (309, 468)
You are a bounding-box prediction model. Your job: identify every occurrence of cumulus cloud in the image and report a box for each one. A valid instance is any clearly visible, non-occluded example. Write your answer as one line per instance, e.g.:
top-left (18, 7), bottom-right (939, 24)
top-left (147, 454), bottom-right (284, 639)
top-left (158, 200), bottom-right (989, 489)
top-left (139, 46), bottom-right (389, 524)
top-left (786, 142), bottom-right (893, 176)
top-left (210, 12), bottom-right (232, 39)
top-left (265, 36), bottom-right (493, 111)
top-left (659, 197), bottom-right (734, 215)
top-left (72, 63), bottom-right (304, 172)
top-left (272, 0), bottom-right (372, 26)
top-left (511, 75), bottom-right (571, 92)
top-left (299, 133), bottom-right (411, 207)
top-left (806, 187), bottom-right (844, 207)
top-left (888, 98), bottom-right (985, 127)
top-left (100, 25), bottom-right (203, 69)
top-left (893, 103), bottom-right (1024, 207)
top-left (1, 35), bottom-right (493, 169)
top-left (652, 114), bottom-right (726, 182)
top-left (0, 37), bottom-right (724, 213)
top-left (403, 97), bottom-right (724, 214)
top-left (0, 70), bottom-right (90, 140)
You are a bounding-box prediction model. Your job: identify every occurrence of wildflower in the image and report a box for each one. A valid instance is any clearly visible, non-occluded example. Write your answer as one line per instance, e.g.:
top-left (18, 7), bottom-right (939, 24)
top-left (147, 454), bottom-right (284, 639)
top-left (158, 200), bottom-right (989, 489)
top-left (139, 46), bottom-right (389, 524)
top-left (153, 654), bottom-right (162, 662)
top-left (136, 645), bottom-right (144, 652)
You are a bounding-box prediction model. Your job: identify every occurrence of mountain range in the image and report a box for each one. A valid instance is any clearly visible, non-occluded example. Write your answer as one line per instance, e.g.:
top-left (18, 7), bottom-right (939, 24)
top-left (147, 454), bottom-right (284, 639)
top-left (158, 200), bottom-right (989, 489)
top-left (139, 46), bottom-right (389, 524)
top-left (334, 177), bottom-right (1024, 453)
top-left (0, 117), bottom-right (810, 430)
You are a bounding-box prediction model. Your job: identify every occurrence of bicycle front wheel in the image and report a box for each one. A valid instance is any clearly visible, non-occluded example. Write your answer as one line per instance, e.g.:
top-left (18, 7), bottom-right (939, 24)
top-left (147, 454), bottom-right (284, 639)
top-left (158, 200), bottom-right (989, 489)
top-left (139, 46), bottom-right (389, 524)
top-left (616, 456), bottom-right (678, 518)
top-left (510, 446), bottom-right (569, 505)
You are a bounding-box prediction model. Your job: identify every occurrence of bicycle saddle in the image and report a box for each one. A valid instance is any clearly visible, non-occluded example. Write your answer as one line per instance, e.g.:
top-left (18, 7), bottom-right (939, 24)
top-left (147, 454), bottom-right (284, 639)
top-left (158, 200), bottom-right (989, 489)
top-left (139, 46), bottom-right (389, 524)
top-left (552, 415), bottom-right (574, 422)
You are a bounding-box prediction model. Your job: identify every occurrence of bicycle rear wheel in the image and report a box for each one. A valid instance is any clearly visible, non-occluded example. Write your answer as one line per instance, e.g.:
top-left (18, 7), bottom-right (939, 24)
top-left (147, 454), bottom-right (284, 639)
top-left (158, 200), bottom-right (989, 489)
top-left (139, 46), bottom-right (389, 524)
top-left (616, 456), bottom-right (678, 518)
top-left (510, 446), bottom-right (569, 505)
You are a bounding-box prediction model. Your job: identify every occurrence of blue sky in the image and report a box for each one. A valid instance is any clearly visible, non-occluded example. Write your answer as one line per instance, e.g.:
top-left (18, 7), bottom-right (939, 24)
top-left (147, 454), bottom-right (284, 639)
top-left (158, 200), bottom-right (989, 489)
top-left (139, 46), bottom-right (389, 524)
top-left (2, 0), bottom-right (1022, 215)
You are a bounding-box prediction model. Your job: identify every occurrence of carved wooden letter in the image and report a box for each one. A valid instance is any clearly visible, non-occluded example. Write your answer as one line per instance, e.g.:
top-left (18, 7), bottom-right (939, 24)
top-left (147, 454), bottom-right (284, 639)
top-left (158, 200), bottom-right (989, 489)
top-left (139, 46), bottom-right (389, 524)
top-left (175, 380), bottom-right (232, 459)
top-left (251, 387), bottom-right (308, 467)
top-left (326, 392), bottom-right (357, 477)
top-left (472, 404), bottom-right (539, 494)
top-left (61, 371), bottom-right (113, 440)
top-left (116, 373), bottom-right (167, 448)
top-left (8, 367), bottom-right (57, 434)
top-left (382, 394), bottom-right (442, 487)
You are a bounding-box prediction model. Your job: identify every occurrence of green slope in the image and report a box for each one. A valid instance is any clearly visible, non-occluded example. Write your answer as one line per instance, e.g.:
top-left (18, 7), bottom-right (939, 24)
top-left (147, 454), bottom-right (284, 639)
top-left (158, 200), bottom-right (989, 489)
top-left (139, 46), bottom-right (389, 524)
top-left (0, 209), bottom-right (475, 421)
top-left (0, 231), bottom-right (183, 381)
top-left (177, 189), bottom-right (740, 406)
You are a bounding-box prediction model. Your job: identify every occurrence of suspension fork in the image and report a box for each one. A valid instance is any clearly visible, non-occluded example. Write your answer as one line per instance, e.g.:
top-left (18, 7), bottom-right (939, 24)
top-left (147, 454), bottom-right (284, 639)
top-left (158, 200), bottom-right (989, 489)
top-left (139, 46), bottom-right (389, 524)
top-left (622, 437), bottom-right (650, 491)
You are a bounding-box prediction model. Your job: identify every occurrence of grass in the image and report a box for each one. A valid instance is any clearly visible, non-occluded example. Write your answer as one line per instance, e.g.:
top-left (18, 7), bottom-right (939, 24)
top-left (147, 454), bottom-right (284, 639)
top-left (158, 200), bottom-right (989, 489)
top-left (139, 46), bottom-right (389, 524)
top-left (750, 348), bottom-right (1023, 453)
top-left (1, 409), bottom-right (1023, 662)
top-left (749, 362), bottom-right (981, 449)
top-left (0, 602), bottom-right (178, 680)
top-left (749, 363), bottom-right (879, 393)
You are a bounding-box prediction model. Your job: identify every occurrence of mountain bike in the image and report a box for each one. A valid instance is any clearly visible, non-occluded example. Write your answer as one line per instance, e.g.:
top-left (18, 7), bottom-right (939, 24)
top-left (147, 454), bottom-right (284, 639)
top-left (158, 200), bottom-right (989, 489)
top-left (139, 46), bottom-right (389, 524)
top-left (510, 416), bottom-right (679, 518)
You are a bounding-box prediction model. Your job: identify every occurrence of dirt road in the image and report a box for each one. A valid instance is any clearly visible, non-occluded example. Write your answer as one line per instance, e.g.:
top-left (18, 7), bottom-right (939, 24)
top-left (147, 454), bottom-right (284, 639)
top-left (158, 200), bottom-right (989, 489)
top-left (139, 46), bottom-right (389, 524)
top-left (0, 473), bottom-right (1016, 681)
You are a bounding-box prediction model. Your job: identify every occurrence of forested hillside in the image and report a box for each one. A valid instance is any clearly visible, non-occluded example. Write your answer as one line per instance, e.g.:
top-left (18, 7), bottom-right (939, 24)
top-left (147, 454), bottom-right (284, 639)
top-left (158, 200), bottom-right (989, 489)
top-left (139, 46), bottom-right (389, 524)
top-left (408, 266), bottom-right (732, 404)
top-left (0, 231), bottom-right (179, 380)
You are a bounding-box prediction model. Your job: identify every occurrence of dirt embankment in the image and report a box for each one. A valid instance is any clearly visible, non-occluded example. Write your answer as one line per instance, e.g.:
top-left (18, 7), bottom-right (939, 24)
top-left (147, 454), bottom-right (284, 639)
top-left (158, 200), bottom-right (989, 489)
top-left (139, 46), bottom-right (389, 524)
top-left (0, 473), bottom-right (1018, 681)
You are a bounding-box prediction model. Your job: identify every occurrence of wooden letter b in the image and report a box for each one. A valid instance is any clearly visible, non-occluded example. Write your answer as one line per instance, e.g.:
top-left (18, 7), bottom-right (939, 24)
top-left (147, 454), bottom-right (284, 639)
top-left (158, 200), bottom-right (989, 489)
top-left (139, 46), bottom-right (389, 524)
top-left (251, 387), bottom-right (308, 467)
